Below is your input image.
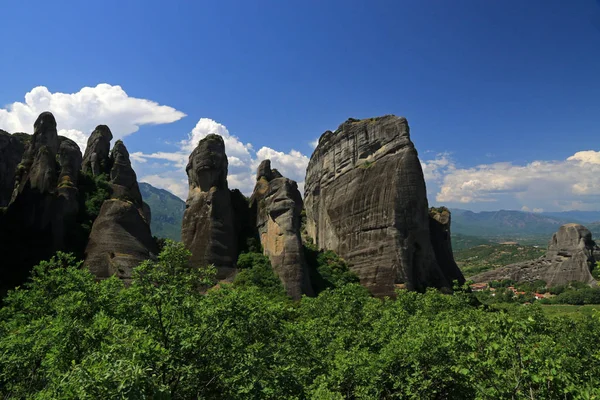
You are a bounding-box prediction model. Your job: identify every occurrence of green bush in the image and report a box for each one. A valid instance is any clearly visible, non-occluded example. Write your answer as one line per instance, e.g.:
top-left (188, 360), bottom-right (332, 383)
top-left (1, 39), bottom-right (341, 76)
top-left (233, 252), bottom-right (287, 298)
top-left (3, 245), bottom-right (600, 398)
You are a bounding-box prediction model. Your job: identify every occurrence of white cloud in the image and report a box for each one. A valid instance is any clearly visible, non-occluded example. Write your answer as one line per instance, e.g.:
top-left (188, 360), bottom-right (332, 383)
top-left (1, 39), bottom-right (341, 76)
top-left (0, 84), bottom-right (186, 152)
top-left (309, 138), bottom-right (319, 149)
top-left (136, 118), bottom-right (311, 198)
top-left (428, 150), bottom-right (600, 211)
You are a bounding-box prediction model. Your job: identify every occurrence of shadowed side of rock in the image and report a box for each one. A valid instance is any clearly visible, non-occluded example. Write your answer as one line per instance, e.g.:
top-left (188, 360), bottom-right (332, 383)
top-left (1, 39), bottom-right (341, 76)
top-left (0, 130), bottom-right (26, 207)
top-left (470, 223), bottom-right (599, 286)
top-left (305, 115), bottom-right (459, 297)
top-left (429, 207), bottom-right (465, 287)
top-left (0, 112), bottom-right (82, 293)
top-left (181, 134), bottom-right (237, 278)
top-left (250, 160), bottom-right (313, 299)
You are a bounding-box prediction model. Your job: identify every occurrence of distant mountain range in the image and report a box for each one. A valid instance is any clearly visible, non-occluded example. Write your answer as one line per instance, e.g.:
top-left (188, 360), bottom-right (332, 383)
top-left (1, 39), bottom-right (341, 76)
top-left (139, 183), bottom-right (185, 241)
top-left (450, 208), bottom-right (600, 246)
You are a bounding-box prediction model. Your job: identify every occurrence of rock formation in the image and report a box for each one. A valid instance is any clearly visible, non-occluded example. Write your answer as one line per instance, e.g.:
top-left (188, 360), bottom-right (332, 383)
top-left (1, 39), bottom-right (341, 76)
top-left (304, 115), bottom-right (464, 296)
top-left (250, 160), bottom-right (313, 299)
top-left (0, 112), bottom-right (80, 293)
top-left (0, 130), bottom-right (26, 207)
top-left (181, 134), bottom-right (237, 278)
top-left (429, 207), bottom-right (465, 287)
top-left (82, 125), bottom-right (113, 176)
top-left (85, 199), bottom-right (157, 282)
top-left (84, 139), bottom-right (158, 280)
top-left (109, 140), bottom-right (143, 205)
top-left (471, 224), bottom-right (599, 287)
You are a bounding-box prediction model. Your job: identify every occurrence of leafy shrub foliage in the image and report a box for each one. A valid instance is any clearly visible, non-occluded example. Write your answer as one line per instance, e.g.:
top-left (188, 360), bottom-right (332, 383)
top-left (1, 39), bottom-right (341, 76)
top-left (2, 243), bottom-right (600, 398)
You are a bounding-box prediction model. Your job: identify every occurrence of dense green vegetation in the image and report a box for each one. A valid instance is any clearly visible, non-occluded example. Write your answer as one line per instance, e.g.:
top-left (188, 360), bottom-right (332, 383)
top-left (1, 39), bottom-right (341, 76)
top-left (455, 243), bottom-right (545, 277)
top-left (3, 243), bottom-right (600, 398)
top-left (139, 182), bottom-right (185, 241)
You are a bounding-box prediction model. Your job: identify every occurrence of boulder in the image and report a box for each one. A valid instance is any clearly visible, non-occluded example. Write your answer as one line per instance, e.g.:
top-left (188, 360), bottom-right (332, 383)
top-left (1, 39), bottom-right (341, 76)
top-left (250, 160), bottom-right (313, 299)
top-left (0, 130), bottom-right (26, 207)
top-left (181, 134), bottom-right (237, 278)
top-left (304, 115), bottom-right (462, 296)
top-left (470, 224), bottom-right (599, 286)
top-left (84, 199), bottom-right (158, 282)
top-left (82, 125), bottom-right (113, 176)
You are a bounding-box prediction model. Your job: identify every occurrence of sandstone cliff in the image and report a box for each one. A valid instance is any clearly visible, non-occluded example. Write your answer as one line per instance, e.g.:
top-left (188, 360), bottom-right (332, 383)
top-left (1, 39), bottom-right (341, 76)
top-left (82, 125), bottom-right (113, 176)
top-left (181, 134), bottom-right (237, 278)
top-left (250, 160), bottom-right (313, 299)
top-left (471, 224), bottom-right (599, 287)
top-left (84, 139), bottom-right (157, 280)
top-left (429, 207), bottom-right (465, 287)
top-left (0, 113), bottom-right (81, 293)
top-left (0, 130), bottom-right (26, 207)
top-left (304, 115), bottom-right (464, 296)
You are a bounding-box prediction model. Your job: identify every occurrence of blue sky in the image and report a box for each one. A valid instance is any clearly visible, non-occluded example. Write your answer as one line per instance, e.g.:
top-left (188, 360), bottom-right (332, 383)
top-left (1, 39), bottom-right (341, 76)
top-left (1, 0), bottom-right (599, 211)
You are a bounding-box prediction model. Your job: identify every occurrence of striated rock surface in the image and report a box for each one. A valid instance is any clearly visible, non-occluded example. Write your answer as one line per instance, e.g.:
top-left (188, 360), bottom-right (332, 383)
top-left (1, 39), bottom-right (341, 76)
top-left (109, 140), bottom-right (143, 205)
top-left (85, 199), bottom-right (158, 281)
top-left (471, 224), bottom-right (599, 286)
top-left (82, 125), bottom-right (113, 176)
top-left (84, 139), bottom-right (157, 280)
top-left (181, 134), bottom-right (237, 278)
top-left (0, 113), bottom-right (66, 293)
top-left (429, 207), bottom-right (465, 286)
top-left (305, 115), bottom-right (463, 296)
top-left (250, 160), bottom-right (313, 299)
top-left (0, 130), bottom-right (26, 207)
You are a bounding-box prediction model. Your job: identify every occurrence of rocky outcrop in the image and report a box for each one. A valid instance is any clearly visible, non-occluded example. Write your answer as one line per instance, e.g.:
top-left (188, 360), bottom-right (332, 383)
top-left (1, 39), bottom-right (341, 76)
top-left (471, 224), bottom-right (599, 286)
top-left (0, 112), bottom-right (72, 293)
top-left (85, 199), bottom-right (158, 281)
top-left (181, 134), bottom-right (237, 278)
top-left (109, 140), bottom-right (143, 205)
top-left (250, 160), bottom-right (313, 299)
top-left (82, 125), bottom-right (113, 176)
top-left (0, 130), bottom-right (26, 207)
top-left (429, 207), bottom-right (465, 287)
top-left (304, 115), bottom-right (463, 296)
top-left (84, 139), bottom-right (157, 280)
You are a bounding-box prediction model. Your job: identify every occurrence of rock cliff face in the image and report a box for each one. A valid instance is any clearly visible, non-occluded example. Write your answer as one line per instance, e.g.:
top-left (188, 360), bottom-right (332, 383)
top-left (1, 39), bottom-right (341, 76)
top-left (181, 134), bottom-right (237, 278)
top-left (82, 125), bottom-right (113, 176)
top-left (250, 160), bottom-right (313, 299)
top-left (0, 130), bottom-right (26, 207)
top-left (304, 115), bottom-right (463, 296)
top-left (429, 207), bottom-right (465, 287)
top-left (471, 224), bottom-right (599, 287)
top-left (0, 112), bottom-right (78, 293)
top-left (109, 140), bottom-right (143, 205)
top-left (85, 199), bottom-right (157, 282)
top-left (84, 139), bottom-right (157, 280)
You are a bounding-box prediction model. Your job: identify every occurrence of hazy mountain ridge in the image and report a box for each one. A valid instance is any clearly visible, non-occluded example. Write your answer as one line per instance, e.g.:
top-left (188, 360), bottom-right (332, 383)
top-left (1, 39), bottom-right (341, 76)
top-left (139, 182), bottom-right (185, 241)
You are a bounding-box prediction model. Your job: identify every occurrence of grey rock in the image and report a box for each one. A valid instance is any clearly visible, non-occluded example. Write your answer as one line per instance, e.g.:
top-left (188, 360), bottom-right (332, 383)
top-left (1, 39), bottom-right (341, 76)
top-left (250, 160), bottom-right (313, 299)
top-left (305, 115), bottom-right (460, 296)
top-left (471, 224), bottom-right (599, 286)
top-left (109, 140), bottom-right (142, 206)
top-left (142, 201), bottom-right (152, 225)
top-left (181, 134), bottom-right (237, 278)
top-left (84, 199), bottom-right (158, 282)
top-left (0, 130), bottom-right (26, 207)
top-left (429, 207), bottom-right (465, 287)
top-left (82, 125), bottom-right (113, 176)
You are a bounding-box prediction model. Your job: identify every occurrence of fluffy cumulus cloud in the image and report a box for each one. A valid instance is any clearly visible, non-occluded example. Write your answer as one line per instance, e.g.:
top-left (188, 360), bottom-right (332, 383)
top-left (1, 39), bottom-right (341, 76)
top-left (136, 118), bottom-right (310, 199)
top-left (423, 150), bottom-right (600, 211)
top-left (0, 84), bottom-right (186, 151)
